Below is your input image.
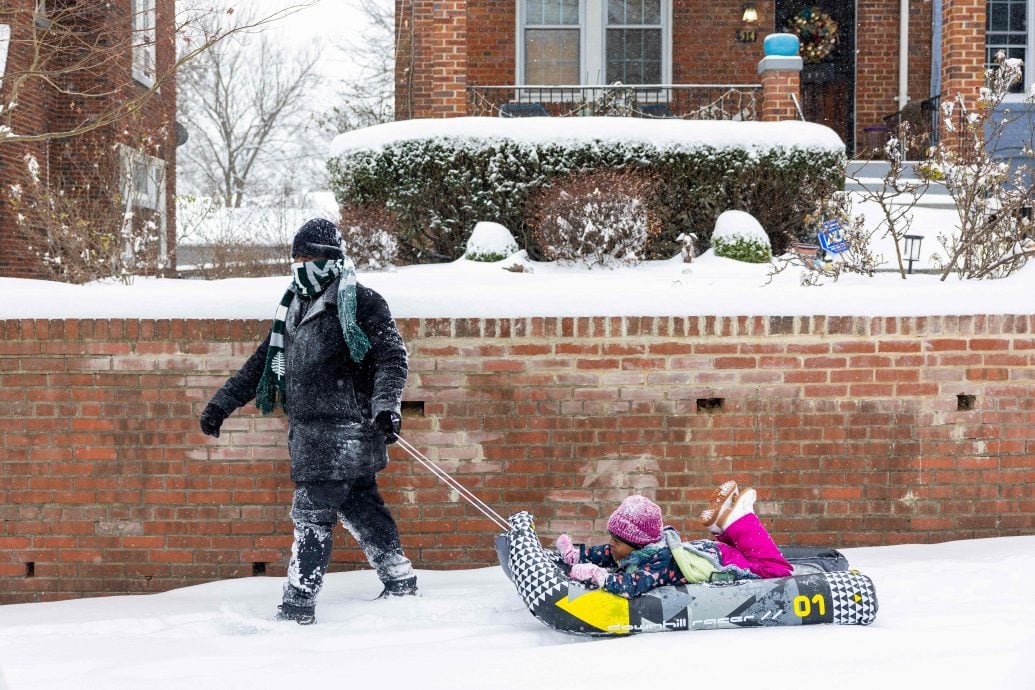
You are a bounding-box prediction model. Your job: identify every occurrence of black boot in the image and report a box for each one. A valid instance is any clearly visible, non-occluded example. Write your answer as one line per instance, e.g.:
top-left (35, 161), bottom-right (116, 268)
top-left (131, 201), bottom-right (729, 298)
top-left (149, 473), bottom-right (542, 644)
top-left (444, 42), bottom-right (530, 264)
top-left (377, 575), bottom-right (418, 599)
top-left (276, 602), bottom-right (316, 625)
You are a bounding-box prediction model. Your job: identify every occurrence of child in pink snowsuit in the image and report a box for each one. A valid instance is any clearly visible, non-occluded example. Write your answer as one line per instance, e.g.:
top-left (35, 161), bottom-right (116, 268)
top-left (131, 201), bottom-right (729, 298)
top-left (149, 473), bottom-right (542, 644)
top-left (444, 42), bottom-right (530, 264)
top-left (557, 482), bottom-right (792, 597)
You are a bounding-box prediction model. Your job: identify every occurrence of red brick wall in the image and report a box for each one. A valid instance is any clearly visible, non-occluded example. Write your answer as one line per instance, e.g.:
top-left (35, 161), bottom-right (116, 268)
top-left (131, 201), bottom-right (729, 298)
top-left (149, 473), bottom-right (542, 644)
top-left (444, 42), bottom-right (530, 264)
top-left (942, 0), bottom-right (986, 146)
top-left (396, 0), bottom-right (959, 151)
top-left (760, 67), bottom-right (801, 121)
top-left (0, 0), bottom-right (177, 278)
top-left (672, 0), bottom-right (767, 84)
top-left (467, 0), bottom-right (515, 88)
top-left (854, 0), bottom-right (935, 147)
top-left (0, 1), bottom-right (51, 278)
top-left (396, 0), bottom-right (470, 119)
top-left (2, 314), bottom-right (1033, 603)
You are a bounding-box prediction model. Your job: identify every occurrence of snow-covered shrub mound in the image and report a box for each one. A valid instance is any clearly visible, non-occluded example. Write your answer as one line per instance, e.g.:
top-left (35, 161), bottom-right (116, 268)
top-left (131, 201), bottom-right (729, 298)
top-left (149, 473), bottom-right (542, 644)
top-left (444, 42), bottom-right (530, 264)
top-left (328, 118), bottom-right (845, 264)
top-left (528, 169), bottom-right (658, 267)
top-left (711, 210), bottom-right (772, 263)
top-left (465, 222), bottom-right (519, 262)
top-left (340, 204), bottom-right (399, 270)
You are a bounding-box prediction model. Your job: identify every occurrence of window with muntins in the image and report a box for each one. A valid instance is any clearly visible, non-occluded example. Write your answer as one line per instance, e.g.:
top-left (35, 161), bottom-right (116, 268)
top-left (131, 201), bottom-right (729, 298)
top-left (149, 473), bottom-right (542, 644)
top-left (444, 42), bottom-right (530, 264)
top-left (132, 0), bottom-right (156, 87)
top-left (119, 144), bottom-right (167, 263)
top-left (986, 0), bottom-right (1029, 94)
top-left (519, 0), bottom-right (670, 86)
top-left (606, 0), bottom-right (663, 84)
top-left (523, 0), bottom-right (581, 84)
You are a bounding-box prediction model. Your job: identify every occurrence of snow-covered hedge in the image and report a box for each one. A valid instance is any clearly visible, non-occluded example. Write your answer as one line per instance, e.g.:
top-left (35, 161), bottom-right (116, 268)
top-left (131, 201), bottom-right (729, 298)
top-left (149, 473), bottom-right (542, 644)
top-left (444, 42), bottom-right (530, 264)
top-left (328, 118), bottom-right (845, 263)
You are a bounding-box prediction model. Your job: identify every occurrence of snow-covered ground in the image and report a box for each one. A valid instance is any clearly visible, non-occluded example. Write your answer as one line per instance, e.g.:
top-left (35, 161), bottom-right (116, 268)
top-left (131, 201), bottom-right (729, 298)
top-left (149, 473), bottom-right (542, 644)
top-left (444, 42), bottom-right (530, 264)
top-left (0, 535), bottom-right (1032, 690)
top-left (2, 248), bottom-right (1033, 320)
top-left (7, 194), bottom-right (1033, 320)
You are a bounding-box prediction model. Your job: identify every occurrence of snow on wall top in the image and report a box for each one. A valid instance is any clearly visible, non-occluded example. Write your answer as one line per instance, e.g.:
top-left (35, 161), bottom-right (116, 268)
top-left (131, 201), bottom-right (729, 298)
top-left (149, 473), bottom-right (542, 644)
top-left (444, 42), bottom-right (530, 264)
top-left (329, 118), bottom-right (845, 158)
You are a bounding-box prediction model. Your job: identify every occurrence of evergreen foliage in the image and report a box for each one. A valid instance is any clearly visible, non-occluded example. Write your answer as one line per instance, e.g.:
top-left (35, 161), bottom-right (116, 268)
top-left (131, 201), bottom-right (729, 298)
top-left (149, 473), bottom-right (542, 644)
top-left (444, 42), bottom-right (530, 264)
top-left (328, 136), bottom-right (844, 263)
top-left (712, 236), bottom-right (772, 263)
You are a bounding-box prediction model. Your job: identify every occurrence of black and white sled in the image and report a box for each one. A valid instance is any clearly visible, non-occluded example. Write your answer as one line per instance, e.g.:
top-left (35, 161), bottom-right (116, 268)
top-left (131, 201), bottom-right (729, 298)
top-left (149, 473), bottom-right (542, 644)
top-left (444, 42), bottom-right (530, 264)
top-left (497, 512), bottom-right (878, 636)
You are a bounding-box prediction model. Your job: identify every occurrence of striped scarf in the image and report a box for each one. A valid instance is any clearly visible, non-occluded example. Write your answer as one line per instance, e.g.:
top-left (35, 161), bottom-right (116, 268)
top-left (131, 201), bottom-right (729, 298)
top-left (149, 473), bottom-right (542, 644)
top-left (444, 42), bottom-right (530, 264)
top-left (255, 258), bottom-right (371, 415)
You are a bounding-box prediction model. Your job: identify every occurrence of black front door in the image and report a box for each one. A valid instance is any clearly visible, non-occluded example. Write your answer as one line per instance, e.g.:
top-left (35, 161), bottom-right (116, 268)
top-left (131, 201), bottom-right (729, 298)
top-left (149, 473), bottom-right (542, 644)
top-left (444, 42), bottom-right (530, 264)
top-left (775, 0), bottom-right (856, 153)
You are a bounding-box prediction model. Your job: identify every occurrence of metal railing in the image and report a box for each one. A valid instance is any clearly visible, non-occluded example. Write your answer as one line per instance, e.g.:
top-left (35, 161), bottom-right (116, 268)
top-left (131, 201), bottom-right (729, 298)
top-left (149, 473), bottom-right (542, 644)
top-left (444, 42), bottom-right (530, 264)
top-left (467, 83), bottom-right (762, 120)
top-left (879, 93), bottom-right (942, 157)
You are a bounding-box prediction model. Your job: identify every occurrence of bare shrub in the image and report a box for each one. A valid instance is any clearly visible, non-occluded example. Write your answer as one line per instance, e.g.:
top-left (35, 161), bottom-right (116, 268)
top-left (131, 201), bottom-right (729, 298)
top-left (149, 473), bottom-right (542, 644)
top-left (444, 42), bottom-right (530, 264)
top-left (916, 52), bottom-right (1035, 280)
top-left (339, 204), bottom-right (399, 270)
top-left (768, 193), bottom-right (880, 286)
top-left (175, 195), bottom-right (298, 279)
top-left (7, 125), bottom-right (170, 284)
top-left (527, 169), bottom-right (660, 267)
top-left (846, 122), bottom-right (931, 279)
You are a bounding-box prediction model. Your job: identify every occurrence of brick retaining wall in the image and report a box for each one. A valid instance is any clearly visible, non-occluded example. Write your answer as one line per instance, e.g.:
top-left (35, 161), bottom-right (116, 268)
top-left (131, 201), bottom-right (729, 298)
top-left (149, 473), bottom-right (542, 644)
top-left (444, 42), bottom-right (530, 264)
top-left (1, 315), bottom-right (1033, 603)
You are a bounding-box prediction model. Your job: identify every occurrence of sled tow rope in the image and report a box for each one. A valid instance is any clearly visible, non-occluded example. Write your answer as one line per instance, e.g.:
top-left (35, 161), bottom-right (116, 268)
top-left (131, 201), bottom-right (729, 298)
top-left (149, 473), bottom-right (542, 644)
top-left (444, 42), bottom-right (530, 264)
top-left (395, 435), bottom-right (510, 531)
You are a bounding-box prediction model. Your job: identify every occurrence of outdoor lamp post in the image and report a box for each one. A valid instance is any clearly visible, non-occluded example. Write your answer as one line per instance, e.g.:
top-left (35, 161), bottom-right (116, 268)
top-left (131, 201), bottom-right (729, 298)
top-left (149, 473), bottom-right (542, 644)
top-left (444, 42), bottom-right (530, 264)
top-left (903, 234), bottom-right (923, 273)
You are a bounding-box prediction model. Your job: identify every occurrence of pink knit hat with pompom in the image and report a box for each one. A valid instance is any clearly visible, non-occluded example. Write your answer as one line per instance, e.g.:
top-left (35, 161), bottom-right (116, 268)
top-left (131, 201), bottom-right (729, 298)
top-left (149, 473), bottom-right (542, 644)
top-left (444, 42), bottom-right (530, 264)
top-left (606, 495), bottom-right (663, 547)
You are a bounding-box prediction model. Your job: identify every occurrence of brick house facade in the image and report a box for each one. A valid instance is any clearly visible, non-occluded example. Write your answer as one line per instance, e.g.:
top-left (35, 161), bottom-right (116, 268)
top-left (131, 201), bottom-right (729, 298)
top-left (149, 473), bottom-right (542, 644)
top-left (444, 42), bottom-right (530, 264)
top-left (395, 0), bottom-right (992, 155)
top-left (0, 0), bottom-right (177, 279)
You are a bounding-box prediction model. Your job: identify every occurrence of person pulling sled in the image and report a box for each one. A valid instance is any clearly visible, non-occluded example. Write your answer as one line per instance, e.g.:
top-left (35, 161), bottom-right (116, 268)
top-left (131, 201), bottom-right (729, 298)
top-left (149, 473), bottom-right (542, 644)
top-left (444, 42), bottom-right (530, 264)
top-left (199, 219), bottom-right (418, 625)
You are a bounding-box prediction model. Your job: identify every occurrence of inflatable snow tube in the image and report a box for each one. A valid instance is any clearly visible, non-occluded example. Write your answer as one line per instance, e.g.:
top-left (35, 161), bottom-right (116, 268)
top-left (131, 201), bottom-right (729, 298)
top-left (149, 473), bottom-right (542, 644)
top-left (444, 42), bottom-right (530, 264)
top-left (499, 512), bottom-right (878, 636)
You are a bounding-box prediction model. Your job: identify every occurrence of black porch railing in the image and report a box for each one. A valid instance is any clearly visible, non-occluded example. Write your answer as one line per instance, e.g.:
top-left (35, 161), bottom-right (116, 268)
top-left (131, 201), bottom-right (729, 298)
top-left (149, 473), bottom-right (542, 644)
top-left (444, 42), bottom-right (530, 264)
top-left (467, 83), bottom-right (762, 120)
top-left (876, 94), bottom-right (942, 157)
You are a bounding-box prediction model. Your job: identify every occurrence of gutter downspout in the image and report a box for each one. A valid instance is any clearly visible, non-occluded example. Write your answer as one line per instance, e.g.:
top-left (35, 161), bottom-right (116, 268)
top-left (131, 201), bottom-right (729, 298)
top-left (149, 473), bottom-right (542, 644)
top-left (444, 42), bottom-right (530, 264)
top-left (899, 0), bottom-right (910, 108)
top-left (930, 0), bottom-right (942, 97)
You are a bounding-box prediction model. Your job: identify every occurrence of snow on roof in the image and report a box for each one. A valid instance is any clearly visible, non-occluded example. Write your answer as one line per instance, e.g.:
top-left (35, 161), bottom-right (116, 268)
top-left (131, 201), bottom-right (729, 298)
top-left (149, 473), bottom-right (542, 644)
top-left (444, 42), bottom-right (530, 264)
top-left (330, 117), bottom-right (846, 157)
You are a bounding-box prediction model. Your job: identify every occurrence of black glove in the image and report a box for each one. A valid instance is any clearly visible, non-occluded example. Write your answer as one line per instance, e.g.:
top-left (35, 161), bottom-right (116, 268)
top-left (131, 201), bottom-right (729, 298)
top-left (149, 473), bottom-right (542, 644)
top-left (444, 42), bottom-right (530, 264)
top-left (199, 403), bottom-right (228, 438)
top-left (374, 410), bottom-right (402, 445)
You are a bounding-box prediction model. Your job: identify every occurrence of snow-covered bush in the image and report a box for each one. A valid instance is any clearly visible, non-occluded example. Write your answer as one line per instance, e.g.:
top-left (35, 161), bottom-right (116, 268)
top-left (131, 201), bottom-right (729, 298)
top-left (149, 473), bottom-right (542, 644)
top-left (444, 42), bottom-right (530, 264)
top-left (465, 222), bottom-right (518, 262)
top-left (339, 204), bottom-right (399, 270)
top-left (528, 169), bottom-right (659, 267)
top-left (913, 52), bottom-right (1035, 280)
top-left (711, 211), bottom-right (771, 263)
top-left (327, 120), bottom-right (844, 264)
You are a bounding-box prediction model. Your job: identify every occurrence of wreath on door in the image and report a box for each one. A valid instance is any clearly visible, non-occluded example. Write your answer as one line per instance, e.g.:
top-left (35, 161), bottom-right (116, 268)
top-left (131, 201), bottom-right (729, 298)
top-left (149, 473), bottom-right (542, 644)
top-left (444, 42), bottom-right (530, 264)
top-left (786, 6), bottom-right (839, 64)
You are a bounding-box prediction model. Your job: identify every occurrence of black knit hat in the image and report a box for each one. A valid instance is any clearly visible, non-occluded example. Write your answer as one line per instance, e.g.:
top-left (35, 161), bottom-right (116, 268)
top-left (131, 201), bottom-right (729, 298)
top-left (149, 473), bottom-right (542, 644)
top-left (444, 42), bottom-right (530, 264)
top-left (291, 218), bottom-right (344, 260)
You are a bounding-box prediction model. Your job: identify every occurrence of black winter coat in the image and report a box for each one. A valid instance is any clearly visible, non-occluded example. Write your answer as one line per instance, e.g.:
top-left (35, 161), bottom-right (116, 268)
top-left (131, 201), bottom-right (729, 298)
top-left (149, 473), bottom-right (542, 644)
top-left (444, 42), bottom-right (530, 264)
top-left (210, 280), bottom-right (408, 481)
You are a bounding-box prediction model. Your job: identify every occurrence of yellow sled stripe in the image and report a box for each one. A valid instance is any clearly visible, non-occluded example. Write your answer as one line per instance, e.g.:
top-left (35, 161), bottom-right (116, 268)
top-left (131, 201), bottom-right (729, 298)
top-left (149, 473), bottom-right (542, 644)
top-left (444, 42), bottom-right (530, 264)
top-left (556, 590), bottom-right (631, 634)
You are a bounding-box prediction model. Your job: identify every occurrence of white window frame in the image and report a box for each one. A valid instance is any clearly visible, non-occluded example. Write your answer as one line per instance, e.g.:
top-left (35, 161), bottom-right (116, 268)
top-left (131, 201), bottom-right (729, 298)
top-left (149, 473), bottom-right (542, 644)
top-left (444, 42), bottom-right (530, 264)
top-left (986, 0), bottom-right (1033, 101)
top-left (0, 25), bottom-right (10, 81)
top-left (132, 0), bottom-right (157, 87)
top-left (516, 0), bottom-right (672, 86)
top-left (118, 144), bottom-right (168, 265)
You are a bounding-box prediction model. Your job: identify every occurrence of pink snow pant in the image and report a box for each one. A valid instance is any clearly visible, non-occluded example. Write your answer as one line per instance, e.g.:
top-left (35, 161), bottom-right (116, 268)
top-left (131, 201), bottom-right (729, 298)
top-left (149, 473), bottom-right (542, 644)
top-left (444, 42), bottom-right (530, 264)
top-left (714, 513), bottom-right (793, 578)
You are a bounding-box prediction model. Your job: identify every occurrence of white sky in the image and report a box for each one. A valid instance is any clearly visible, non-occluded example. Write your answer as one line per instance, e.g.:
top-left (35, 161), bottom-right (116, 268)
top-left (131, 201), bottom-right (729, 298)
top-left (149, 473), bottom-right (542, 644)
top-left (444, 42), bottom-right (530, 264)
top-left (0, 535), bottom-right (1032, 688)
top-left (248, 0), bottom-right (376, 82)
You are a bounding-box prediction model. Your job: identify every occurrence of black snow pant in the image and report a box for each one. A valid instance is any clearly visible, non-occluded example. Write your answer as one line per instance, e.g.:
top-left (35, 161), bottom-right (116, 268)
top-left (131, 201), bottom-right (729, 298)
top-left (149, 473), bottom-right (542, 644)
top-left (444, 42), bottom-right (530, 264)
top-left (281, 476), bottom-right (414, 608)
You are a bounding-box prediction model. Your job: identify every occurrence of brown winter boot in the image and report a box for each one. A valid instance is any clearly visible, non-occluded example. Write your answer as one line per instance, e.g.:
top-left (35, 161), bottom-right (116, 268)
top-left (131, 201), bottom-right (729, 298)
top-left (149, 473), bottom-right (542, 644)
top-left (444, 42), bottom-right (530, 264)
top-left (699, 480), bottom-right (739, 535)
top-left (715, 488), bottom-right (757, 533)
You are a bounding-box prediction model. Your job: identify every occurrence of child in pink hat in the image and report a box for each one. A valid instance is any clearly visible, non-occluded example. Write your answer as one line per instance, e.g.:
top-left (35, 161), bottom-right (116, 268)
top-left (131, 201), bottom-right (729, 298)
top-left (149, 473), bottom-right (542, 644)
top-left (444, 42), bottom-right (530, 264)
top-left (557, 482), bottom-right (791, 598)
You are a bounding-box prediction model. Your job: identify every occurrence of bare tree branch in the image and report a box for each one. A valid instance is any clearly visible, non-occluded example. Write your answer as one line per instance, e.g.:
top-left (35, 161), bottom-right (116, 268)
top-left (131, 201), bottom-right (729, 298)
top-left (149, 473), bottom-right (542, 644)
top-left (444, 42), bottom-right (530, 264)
top-left (0, 0), bottom-right (318, 144)
top-left (177, 11), bottom-right (324, 207)
top-left (318, 0), bottom-right (394, 134)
